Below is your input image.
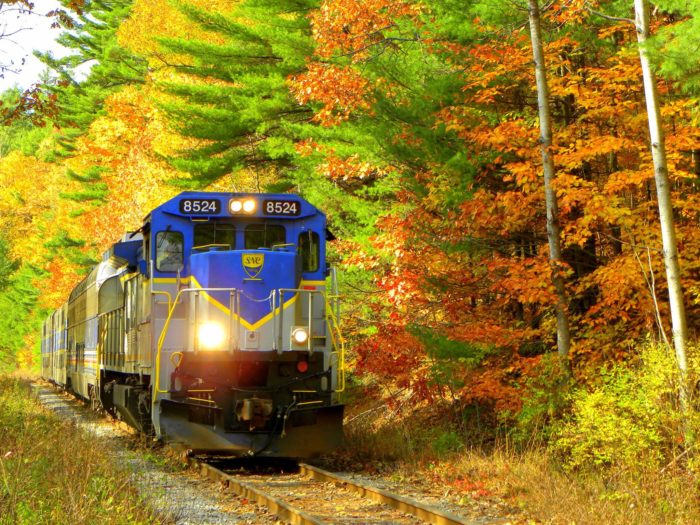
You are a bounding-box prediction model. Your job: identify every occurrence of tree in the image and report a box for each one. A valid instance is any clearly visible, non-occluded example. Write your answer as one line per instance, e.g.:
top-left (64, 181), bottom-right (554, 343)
top-left (0, 236), bottom-right (19, 290)
top-left (633, 0), bottom-right (688, 378)
top-left (35, 0), bottom-right (146, 153)
top-left (527, 0), bottom-right (572, 371)
top-left (151, 0), bottom-right (316, 187)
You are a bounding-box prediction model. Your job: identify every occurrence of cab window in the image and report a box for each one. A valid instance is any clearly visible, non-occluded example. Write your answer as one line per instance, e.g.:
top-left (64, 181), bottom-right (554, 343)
top-left (299, 231), bottom-right (320, 272)
top-left (156, 231), bottom-right (183, 272)
top-left (245, 224), bottom-right (286, 249)
top-left (194, 223), bottom-right (235, 250)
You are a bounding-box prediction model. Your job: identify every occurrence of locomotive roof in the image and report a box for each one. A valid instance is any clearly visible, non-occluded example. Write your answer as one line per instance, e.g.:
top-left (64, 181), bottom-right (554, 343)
top-left (142, 191), bottom-right (325, 222)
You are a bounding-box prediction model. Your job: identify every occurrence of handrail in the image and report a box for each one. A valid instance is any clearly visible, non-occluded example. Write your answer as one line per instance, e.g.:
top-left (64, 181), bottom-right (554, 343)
top-left (192, 243), bottom-right (231, 251)
top-left (154, 286), bottom-right (241, 394)
top-left (325, 296), bottom-right (346, 393)
top-left (150, 260), bottom-right (172, 311)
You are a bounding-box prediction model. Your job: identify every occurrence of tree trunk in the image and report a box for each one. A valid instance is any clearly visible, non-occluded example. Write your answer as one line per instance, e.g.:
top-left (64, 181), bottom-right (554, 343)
top-left (634, 0), bottom-right (689, 378)
top-left (527, 0), bottom-right (572, 371)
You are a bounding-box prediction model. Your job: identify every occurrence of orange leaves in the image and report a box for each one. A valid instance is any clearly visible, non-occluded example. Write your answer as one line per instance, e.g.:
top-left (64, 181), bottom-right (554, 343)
top-left (320, 153), bottom-right (386, 182)
top-left (39, 259), bottom-right (84, 310)
top-left (289, 63), bottom-right (372, 126)
top-left (603, 169), bottom-right (654, 194)
top-left (310, 0), bottom-right (421, 61)
top-left (556, 136), bottom-right (638, 173)
top-left (490, 255), bottom-right (558, 307)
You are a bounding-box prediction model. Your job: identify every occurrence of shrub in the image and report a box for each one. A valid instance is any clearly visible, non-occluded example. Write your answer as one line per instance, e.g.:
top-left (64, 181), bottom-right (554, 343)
top-left (432, 430), bottom-right (464, 457)
top-left (551, 343), bottom-right (688, 473)
top-left (512, 354), bottom-right (570, 446)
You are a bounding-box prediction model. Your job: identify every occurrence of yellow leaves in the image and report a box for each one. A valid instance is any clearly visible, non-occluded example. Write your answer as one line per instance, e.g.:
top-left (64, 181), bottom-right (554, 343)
top-left (118, 0), bottom-right (236, 66)
top-left (63, 86), bottom-right (180, 252)
top-left (604, 169), bottom-right (654, 194)
top-left (0, 152), bottom-right (73, 266)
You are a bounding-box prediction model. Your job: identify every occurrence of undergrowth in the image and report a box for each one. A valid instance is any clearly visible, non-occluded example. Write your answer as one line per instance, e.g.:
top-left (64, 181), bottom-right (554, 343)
top-left (341, 343), bottom-right (700, 524)
top-left (0, 375), bottom-right (168, 525)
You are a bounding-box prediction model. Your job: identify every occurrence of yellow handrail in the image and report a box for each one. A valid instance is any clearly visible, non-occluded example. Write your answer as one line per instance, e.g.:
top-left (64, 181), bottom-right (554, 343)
top-left (154, 287), bottom-right (189, 394)
top-left (325, 296), bottom-right (346, 393)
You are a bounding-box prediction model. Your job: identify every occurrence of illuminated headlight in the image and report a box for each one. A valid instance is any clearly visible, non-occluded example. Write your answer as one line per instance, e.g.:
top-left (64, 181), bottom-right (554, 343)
top-left (198, 322), bottom-right (225, 351)
top-left (291, 327), bottom-right (309, 345)
top-left (243, 199), bottom-right (257, 213)
top-left (229, 200), bottom-right (243, 213)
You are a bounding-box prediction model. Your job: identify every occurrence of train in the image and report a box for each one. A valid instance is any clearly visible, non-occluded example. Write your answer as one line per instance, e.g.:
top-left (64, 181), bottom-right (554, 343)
top-left (41, 191), bottom-right (345, 457)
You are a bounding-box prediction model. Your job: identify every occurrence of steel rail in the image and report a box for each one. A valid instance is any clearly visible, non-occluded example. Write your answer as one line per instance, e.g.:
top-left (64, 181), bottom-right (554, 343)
top-left (191, 459), bottom-right (326, 525)
top-left (189, 456), bottom-right (475, 525)
top-left (298, 463), bottom-right (474, 525)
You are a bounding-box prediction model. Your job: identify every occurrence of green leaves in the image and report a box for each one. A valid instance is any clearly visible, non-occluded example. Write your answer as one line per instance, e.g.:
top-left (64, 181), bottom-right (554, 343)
top-left (157, 0), bottom-right (315, 186)
top-left (0, 238), bottom-right (19, 292)
top-left (35, 0), bottom-right (147, 151)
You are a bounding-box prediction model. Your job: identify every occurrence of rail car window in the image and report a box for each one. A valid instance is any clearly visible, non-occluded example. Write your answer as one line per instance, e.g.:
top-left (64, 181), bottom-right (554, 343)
top-left (299, 231), bottom-right (320, 272)
top-left (156, 231), bottom-right (184, 272)
top-left (194, 223), bottom-right (236, 251)
top-left (244, 224), bottom-right (286, 249)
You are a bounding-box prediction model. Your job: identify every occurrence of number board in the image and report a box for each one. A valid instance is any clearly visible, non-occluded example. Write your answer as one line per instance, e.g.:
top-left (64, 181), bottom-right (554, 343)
top-left (262, 200), bottom-right (301, 216)
top-left (179, 198), bottom-right (221, 215)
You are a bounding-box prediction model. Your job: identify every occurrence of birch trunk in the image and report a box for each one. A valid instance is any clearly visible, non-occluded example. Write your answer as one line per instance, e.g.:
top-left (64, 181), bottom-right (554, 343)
top-left (527, 0), bottom-right (571, 370)
top-left (634, 0), bottom-right (689, 376)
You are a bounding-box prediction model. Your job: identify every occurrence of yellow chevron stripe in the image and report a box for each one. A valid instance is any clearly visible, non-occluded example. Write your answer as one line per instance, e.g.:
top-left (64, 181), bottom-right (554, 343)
top-left (189, 276), bottom-right (299, 331)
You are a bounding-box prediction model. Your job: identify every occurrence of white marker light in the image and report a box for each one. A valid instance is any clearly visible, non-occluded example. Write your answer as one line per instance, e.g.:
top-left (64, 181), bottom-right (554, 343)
top-left (229, 200), bottom-right (243, 213)
top-left (243, 199), bottom-right (257, 213)
top-left (291, 327), bottom-right (309, 345)
top-left (198, 322), bottom-right (226, 351)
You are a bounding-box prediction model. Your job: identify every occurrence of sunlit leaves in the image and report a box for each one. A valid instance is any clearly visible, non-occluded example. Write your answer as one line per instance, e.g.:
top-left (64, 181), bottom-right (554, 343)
top-left (290, 63), bottom-right (371, 126)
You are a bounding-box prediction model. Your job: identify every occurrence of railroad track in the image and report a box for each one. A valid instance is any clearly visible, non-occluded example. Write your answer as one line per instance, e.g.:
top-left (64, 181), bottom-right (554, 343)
top-left (33, 382), bottom-right (477, 524)
top-left (189, 457), bottom-right (475, 525)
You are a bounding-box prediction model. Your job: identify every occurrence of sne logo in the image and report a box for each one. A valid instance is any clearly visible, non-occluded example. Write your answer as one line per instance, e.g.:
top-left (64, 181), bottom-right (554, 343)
top-left (242, 253), bottom-right (264, 279)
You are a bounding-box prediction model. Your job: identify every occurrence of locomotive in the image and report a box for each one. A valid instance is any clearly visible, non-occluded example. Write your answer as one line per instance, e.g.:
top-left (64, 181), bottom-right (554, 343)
top-left (41, 192), bottom-right (345, 457)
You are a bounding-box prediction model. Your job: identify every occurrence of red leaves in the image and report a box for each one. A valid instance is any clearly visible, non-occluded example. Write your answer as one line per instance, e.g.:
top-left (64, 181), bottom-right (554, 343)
top-left (0, 83), bottom-right (60, 126)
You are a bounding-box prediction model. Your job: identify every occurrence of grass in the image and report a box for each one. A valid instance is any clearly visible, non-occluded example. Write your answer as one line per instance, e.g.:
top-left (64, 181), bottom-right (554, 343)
top-left (0, 374), bottom-right (169, 525)
top-left (338, 400), bottom-right (700, 525)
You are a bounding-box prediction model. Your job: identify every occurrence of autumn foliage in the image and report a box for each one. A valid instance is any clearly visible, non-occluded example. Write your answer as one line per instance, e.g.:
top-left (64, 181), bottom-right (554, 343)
top-left (291, 0), bottom-right (700, 415)
top-left (2, 0), bottom-right (700, 422)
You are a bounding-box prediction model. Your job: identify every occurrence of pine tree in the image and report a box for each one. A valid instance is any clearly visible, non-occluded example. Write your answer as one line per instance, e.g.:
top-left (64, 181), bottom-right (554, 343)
top-left (35, 0), bottom-right (147, 153)
top-left (155, 0), bottom-right (316, 187)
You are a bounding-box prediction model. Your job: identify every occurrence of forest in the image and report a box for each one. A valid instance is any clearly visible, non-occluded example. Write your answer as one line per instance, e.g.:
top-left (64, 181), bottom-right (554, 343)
top-left (2, 0), bottom-right (700, 522)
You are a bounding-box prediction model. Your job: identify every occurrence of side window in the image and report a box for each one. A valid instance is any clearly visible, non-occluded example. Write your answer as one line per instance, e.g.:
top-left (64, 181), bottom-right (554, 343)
top-left (194, 223), bottom-right (235, 250)
top-left (245, 224), bottom-right (286, 249)
top-left (299, 231), bottom-right (320, 272)
top-left (156, 231), bottom-right (184, 272)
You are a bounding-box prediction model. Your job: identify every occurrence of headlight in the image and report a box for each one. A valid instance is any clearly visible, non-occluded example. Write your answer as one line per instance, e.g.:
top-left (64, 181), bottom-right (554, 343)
top-left (229, 199), bottom-right (243, 213)
top-left (291, 327), bottom-right (309, 345)
top-left (243, 199), bottom-right (257, 213)
top-left (198, 321), bottom-right (225, 350)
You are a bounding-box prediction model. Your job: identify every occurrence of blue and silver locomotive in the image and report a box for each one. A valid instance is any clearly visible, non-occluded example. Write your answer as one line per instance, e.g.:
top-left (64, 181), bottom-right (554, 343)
top-left (41, 192), bottom-right (345, 457)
